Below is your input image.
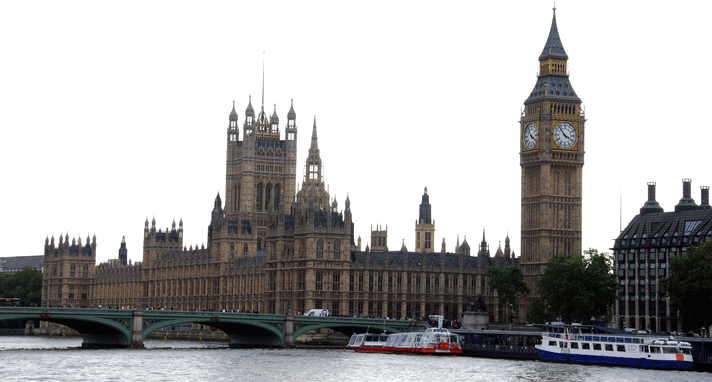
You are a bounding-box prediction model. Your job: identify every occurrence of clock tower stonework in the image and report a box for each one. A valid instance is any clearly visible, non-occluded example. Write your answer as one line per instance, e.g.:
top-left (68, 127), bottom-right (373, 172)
top-left (520, 9), bottom-right (585, 296)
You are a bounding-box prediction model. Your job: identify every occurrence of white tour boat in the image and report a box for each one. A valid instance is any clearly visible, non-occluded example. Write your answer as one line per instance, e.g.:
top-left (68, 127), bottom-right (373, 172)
top-left (535, 323), bottom-right (693, 370)
top-left (346, 316), bottom-right (461, 355)
top-left (346, 332), bottom-right (390, 353)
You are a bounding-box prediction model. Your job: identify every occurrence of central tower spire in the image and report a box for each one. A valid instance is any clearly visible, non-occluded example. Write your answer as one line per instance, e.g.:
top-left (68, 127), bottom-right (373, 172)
top-left (262, 51), bottom-right (265, 107)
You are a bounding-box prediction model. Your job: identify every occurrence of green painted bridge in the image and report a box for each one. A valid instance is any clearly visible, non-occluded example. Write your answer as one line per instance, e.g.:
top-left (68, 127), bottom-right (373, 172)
top-left (0, 307), bottom-right (420, 348)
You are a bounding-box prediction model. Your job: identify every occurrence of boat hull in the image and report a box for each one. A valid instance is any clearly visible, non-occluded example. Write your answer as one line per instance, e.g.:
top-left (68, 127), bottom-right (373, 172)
top-left (346, 345), bottom-right (392, 353)
top-left (393, 347), bottom-right (462, 355)
top-left (536, 348), bottom-right (693, 370)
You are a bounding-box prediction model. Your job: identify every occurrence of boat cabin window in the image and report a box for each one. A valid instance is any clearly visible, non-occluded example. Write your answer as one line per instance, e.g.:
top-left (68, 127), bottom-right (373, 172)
top-left (641, 345), bottom-right (649, 353)
top-left (581, 343), bottom-right (590, 350)
top-left (681, 348), bottom-right (691, 355)
top-left (605, 344), bottom-right (614, 351)
top-left (570, 342), bottom-right (578, 349)
top-left (616, 345), bottom-right (625, 352)
top-left (663, 347), bottom-right (680, 354)
top-left (593, 343), bottom-right (602, 351)
top-left (386, 336), bottom-right (396, 346)
top-left (548, 341), bottom-right (556, 346)
top-left (650, 346), bottom-right (661, 354)
top-left (559, 342), bottom-right (567, 348)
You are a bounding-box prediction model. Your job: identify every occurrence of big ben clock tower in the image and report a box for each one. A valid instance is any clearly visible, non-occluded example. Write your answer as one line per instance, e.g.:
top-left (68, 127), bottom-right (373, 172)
top-left (520, 8), bottom-right (585, 296)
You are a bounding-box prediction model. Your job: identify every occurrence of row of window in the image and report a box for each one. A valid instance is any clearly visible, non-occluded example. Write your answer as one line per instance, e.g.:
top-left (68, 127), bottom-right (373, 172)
top-left (551, 341), bottom-right (688, 355)
top-left (619, 262), bottom-right (667, 269)
top-left (315, 240), bottom-right (341, 260)
top-left (550, 341), bottom-right (627, 352)
top-left (618, 268), bottom-right (666, 278)
top-left (347, 272), bottom-right (482, 295)
top-left (49, 264), bottom-right (90, 278)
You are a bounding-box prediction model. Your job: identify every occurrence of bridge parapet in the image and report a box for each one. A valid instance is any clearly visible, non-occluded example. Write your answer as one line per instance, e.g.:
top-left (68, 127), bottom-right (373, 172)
top-left (0, 308), bottom-right (420, 348)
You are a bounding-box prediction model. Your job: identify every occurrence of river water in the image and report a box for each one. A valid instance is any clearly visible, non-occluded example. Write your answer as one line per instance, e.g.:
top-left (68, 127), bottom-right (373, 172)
top-left (0, 336), bottom-right (708, 382)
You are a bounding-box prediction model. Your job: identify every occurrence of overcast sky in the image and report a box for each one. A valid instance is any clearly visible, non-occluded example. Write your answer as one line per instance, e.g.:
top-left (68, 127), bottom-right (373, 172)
top-left (2, 1), bottom-right (711, 264)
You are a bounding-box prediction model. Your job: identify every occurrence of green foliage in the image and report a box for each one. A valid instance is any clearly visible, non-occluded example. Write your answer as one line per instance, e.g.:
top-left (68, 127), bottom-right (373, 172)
top-left (487, 265), bottom-right (530, 307)
top-left (0, 267), bottom-right (42, 306)
top-left (536, 249), bottom-right (617, 323)
top-left (527, 297), bottom-right (547, 324)
top-left (663, 240), bottom-right (712, 332)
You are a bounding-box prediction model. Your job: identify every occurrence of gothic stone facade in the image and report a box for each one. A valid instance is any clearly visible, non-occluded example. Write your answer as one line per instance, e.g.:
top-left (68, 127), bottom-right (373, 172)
top-left (42, 99), bottom-right (515, 321)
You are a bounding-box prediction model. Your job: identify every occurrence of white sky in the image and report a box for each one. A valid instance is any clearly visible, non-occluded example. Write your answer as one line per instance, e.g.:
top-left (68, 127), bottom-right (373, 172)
top-left (2, 1), bottom-right (711, 264)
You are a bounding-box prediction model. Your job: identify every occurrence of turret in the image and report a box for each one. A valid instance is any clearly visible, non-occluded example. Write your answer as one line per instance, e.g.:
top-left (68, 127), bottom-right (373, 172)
top-left (244, 95), bottom-right (255, 137)
top-left (270, 104), bottom-right (279, 134)
top-left (415, 187), bottom-right (435, 253)
top-left (118, 236), bottom-right (128, 265)
top-left (419, 187), bottom-right (432, 224)
top-left (228, 100), bottom-right (238, 142)
top-left (286, 99), bottom-right (297, 142)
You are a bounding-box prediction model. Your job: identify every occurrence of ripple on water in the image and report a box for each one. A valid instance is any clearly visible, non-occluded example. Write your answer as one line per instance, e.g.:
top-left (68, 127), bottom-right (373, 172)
top-left (0, 337), bottom-right (708, 382)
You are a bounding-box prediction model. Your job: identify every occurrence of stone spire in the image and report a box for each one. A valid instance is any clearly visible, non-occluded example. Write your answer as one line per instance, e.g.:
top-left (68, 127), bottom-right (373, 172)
top-left (539, 7), bottom-right (568, 61)
top-left (419, 187), bottom-right (432, 224)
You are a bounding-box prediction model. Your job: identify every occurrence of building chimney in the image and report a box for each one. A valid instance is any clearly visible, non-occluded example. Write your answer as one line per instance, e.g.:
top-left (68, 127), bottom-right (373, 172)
top-left (640, 182), bottom-right (664, 215)
top-left (701, 186), bottom-right (710, 209)
top-left (675, 178), bottom-right (698, 212)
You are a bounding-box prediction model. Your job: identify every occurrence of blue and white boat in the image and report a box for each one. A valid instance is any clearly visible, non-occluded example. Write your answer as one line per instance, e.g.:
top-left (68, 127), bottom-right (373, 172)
top-left (535, 323), bottom-right (693, 370)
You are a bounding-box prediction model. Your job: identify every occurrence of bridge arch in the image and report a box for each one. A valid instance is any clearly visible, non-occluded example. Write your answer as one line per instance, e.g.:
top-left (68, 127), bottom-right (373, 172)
top-left (0, 308), bottom-right (133, 348)
top-left (292, 319), bottom-right (410, 342)
top-left (142, 313), bottom-right (285, 347)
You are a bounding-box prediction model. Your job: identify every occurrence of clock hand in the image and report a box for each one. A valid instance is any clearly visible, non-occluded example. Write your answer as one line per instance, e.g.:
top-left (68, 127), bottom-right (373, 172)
top-left (562, 131), bottom-right (570, 139)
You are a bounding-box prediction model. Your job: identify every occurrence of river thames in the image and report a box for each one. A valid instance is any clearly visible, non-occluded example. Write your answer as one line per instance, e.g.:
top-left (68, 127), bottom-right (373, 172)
top-left (0, 336), bottom-right (708, 382)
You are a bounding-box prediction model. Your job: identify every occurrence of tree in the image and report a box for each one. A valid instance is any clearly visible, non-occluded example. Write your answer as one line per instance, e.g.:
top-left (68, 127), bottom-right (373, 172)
top-left (0, 267), bottom-right (42, 306)
top-left (535, 249), bottom-right (617, 323)
top-left (488, 265), bottom-right (530, 322)
top-left (663, 240), bottom-right (712, 332)
top-left (527, 297), bottom-right (547, 324)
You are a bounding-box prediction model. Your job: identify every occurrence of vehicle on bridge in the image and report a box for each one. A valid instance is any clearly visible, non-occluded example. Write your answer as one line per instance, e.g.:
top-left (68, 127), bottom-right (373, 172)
top-left (304, 309), bottom-right (329, 317)
top-left (0, 298), bottom-right (21, 307)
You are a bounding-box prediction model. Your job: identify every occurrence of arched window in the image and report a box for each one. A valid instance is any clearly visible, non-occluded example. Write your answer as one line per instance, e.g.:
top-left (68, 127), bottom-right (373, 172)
top-left (243, 244), bottom-right (249, 256)
top-left (333, 240), bottom-right (341, 260)
top-left (273, 184), bottom-right (281, 211)
top-left (309, 164), bottom-right (319, 179)
top-left (317, 240), bottom-right (324, 259)
top-left (256, 183), bottom-right (263, 210)
top-left (265, 184), bottom-right (272, 210)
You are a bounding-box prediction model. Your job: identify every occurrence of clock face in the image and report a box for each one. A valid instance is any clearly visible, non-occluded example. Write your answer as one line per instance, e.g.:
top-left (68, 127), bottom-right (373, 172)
top-left (524, 123), bottom-right (538, 149)
top-left (554, 122), bottom-right (577, 149)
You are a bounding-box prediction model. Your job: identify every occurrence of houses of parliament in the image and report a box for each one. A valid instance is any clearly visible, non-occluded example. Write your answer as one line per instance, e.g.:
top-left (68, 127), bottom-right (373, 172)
top-left (42, 10), bottom-right (583, 323)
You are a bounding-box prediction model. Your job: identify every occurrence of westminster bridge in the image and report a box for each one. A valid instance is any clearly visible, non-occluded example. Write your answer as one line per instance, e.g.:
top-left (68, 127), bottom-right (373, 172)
top-left (0, 307), bottom-right (421, 348)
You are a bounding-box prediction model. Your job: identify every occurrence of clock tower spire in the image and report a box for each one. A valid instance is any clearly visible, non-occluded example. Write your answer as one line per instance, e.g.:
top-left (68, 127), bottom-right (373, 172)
top-left (520, 8), bottom-right (585, 297)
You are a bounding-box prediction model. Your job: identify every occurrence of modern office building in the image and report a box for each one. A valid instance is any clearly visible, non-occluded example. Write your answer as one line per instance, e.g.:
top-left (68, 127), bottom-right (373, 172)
top-left (613, 180), bottom-right (712, 332)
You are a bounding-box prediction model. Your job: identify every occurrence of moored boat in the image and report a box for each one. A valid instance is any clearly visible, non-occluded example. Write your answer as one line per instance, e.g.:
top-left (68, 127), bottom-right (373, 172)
top-left (387, 327), bottom-right (462, 355)
top-left (346, 316), bottom-right (462, 355)
top-left (346, 332), bottom-right (390, 353)
top-left (535, 323), bottom-right (693, 370)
